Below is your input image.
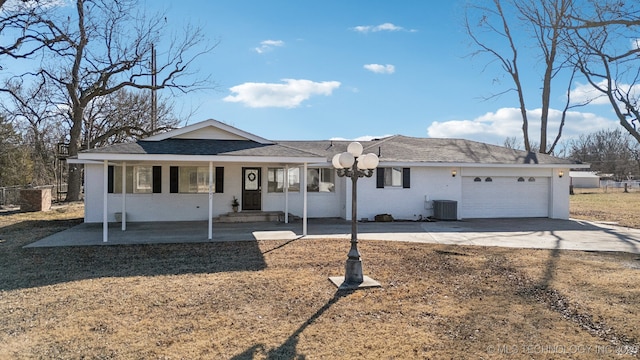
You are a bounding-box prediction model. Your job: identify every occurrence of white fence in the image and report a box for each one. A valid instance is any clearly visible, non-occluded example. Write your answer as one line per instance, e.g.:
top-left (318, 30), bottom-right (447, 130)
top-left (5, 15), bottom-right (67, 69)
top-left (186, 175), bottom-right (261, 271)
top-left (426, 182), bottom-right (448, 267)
top-left (600, 180), bottom-right (640, 191)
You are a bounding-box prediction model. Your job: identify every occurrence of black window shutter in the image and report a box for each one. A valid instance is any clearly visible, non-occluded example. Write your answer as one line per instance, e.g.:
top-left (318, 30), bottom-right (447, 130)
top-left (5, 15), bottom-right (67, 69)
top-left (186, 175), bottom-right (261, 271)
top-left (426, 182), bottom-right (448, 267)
top-left (215, 166), bottom-right (224, 193)
top-left (107, 166), bottom-right (114, 193)
top-left (402, 168), bottom-right (411, 188)
top-left (170, 166), bottom-right (179, 193)
top-left (376, 168), bottom-right (384, 188)
top-left (152, 166), bottom-right (162, 193)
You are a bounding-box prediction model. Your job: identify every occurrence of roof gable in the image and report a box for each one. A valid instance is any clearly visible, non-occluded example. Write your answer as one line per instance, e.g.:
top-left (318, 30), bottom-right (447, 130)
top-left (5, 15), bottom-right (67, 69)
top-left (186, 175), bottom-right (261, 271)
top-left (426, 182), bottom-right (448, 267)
top-left (143, 119), bottom-right (273, 144)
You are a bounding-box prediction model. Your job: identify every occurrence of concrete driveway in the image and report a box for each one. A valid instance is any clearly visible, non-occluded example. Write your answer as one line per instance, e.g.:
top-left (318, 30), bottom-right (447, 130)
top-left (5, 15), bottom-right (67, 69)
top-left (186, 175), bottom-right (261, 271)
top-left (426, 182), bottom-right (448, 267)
top-left (354, 218), bottom-right (640, 254)
top-left (25, 218), bottom-right (640, 254)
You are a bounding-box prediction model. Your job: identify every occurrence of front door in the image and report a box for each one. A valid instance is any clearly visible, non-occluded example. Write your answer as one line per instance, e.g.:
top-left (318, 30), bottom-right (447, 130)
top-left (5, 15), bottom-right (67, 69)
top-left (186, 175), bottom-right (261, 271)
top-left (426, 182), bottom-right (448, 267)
top-left (242, 167), bottom-right (262, 210)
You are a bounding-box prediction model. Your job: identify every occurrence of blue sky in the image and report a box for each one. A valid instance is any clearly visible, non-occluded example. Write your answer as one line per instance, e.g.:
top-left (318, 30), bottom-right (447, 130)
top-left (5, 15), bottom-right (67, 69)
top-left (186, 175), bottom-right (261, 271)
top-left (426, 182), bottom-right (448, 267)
top-left (6, 0), bottom-right (622, 148)
top-left (156, 0), bottom-right (508, 141)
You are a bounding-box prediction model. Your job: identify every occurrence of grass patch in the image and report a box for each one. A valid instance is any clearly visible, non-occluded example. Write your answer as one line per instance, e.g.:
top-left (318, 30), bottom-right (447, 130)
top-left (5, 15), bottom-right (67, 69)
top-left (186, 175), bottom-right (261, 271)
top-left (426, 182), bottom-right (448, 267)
top-left (570, 189), bottom-right (640, 228)
top-left (0, 202), bottom-right (639, 358)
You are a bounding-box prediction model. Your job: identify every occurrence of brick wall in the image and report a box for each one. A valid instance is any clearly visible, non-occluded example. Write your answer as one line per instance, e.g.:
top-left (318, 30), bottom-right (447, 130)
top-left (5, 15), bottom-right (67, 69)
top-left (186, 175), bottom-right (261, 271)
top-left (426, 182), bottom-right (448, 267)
top-left (20, 188), bottom-right (52, 212)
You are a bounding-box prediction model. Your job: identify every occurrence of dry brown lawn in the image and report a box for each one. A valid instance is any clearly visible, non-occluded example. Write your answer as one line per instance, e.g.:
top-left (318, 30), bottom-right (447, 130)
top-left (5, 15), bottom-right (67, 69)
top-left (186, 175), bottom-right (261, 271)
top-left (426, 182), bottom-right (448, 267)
top-left (0, 200), bottom-right (639, 359)
top-left (570, 188), bottom-right (640, 229)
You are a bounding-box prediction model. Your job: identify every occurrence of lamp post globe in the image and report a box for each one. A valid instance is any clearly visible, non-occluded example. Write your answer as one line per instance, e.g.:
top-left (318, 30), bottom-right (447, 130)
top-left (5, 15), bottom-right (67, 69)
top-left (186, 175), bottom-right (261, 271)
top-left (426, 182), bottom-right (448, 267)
top-left (332, 153), bottom-right (343, 169)
top-left (338, 152), bottom-right (355, 169)
top-left (347, 141), bottom-right (363, 157)
top-left (330, 142), bottom-right (381, 290)
top-left (362, 153), bottom-right (379, 169)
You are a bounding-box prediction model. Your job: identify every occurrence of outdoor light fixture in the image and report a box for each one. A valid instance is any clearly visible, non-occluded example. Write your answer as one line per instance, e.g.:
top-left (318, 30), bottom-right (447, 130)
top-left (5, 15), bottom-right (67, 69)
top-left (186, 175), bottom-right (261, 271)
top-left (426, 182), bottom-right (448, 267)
top-left (559, 170), bottom-right (564, 178)
top-left (451, 169), bottom-right (457, 177)
top-left (329, 142), bottom-right (381, 290)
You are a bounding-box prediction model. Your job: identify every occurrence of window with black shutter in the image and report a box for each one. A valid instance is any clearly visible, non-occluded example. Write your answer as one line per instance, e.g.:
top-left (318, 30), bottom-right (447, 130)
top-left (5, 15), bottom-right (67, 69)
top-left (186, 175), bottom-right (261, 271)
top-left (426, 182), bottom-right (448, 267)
top-left (402, 168), bottom-right (410, 188)
top-left (152, 166), bottom-right (162, 193)
top-left (376, 168), bottom-right (384, 188)
top-left (170, 166), bottom-right (179, 193)
top-left (108, 165), bottom-right (155, 193)
top-left (376, 167), bottom-right (411, 189)
top-left (169, 166), bottom-right (223, 193)
top-left (215, 167), bottom-right (224, 193)
top-left (107, 166), bottom-right (114, 193)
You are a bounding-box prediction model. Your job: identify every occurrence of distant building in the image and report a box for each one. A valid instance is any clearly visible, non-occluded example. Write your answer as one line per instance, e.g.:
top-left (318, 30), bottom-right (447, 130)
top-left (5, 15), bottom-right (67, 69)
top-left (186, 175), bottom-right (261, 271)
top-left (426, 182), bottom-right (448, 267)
top-left (570, 171), bottom-right (600, 188)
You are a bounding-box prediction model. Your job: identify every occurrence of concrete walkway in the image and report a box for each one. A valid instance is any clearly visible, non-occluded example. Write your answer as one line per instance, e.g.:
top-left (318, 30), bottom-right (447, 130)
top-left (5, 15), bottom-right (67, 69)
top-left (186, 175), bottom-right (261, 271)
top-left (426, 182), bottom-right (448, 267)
top-left (25, 218), bottom-right (640, 254)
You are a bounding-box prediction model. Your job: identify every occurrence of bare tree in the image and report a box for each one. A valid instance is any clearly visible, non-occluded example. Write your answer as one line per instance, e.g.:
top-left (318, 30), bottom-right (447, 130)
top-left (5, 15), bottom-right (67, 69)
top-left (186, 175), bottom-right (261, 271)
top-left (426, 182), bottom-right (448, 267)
top-left (83, 89), bottom-right (180, 149)
top-left (569, 128), bottom-right (639, 180)
top-left (0, 79), bottom-right (63, 186)
top-left (503, 136), bottom-right (521, 150)
top-left (0, 0), bottom-right (30, 11)
top-left (565, 0), bottom-right (640, 144)
top-left (0, 115), bottom-right (32, 186)
top-left (465, 0), bottom-right (578, 154)
top-left (0, 0), bottom-right (216, 201)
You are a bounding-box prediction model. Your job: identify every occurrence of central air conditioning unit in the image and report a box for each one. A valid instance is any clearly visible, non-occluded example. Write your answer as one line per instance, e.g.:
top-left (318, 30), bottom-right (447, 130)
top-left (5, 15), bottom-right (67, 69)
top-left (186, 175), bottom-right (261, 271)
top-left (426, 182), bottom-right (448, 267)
top-left (433, 200), bottom-right (457, 220)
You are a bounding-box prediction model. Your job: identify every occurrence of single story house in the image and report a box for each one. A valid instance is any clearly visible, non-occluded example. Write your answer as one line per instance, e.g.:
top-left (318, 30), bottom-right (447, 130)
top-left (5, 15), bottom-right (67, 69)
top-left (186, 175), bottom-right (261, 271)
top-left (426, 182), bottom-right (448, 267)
top-left (570, 171), bottom-right (600, 188)
top-left (70, 119), bottom-right (589, 241)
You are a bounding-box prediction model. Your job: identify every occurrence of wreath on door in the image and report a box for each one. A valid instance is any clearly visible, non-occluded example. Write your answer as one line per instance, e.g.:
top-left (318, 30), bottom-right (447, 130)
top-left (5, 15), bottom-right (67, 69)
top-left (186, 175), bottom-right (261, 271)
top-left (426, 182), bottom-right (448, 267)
top-left (247, 173), bottom-right (256, 182)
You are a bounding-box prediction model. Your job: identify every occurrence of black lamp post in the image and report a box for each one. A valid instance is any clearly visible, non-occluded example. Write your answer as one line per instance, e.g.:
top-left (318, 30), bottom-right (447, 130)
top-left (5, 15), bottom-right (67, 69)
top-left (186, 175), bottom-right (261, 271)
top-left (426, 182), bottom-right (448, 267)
top-left (329, 142), bottom-right (381, 290)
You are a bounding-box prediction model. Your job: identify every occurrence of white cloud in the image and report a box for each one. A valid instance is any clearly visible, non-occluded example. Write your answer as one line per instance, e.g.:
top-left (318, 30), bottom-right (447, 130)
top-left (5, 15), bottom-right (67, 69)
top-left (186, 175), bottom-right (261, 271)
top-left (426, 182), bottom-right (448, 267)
top-left (427, 107), bottom-right (617, 146)
top-left (351, 22), bottom-right (415, 33)
top-left (375, 23), bottom-right (402, 32)
top-left (570, 80), bottom-right (640, 106)
top-left (223, 79), bottom-right (341, 108)
top-left (363, 64), bottom-right (395, 74)
top-left (569, 81), bottom-right (610, 105)
top-left (254, 39), bottom-right (285, 54)
top-left (330, 135), bottom-right (393, 142)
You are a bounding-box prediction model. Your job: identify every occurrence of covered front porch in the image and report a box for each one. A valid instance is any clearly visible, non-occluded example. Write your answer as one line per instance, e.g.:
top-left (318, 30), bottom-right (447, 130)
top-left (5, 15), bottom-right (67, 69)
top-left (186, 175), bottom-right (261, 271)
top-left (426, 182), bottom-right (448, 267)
top-left (71, 119), bottom-right (341, 242)
top-left (81, 159), bottom-right (327, 243)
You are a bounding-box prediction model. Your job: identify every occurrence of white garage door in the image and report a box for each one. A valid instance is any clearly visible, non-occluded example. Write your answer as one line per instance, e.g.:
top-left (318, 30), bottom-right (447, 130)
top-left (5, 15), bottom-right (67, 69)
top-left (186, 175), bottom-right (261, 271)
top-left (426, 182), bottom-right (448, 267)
top-left (461, 176), bottom-right (550, 218)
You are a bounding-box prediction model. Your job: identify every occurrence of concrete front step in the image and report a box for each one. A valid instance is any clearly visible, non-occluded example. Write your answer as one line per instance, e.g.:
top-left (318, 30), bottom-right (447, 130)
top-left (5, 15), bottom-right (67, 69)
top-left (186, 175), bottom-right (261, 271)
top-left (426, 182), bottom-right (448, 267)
top-left (214, 211), bottom-right (299, 223)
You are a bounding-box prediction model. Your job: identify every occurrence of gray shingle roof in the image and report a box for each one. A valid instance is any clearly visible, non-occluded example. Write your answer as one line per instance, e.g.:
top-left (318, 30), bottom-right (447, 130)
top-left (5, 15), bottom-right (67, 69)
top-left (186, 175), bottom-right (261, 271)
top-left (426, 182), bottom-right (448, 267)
top-left (84, 139), bottom-right (321, 157)
top-left (279, 135), bottom-right (580, 165)
top-left (83, 135), bottom-right (580, 165)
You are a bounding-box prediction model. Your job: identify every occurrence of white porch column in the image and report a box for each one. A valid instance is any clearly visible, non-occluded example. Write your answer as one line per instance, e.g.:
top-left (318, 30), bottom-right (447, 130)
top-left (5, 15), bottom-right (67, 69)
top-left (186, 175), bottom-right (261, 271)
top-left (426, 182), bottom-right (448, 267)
top-left (103, 160), bottom-right (108, 242)
top-left (303, 162), bottom-right (308, 236)
top-left (121, 162), bottom-right (126, 231)
top-left (284, 164), bottom-right (289, 223)
top-left (208, 161), bottom-right (213, 240)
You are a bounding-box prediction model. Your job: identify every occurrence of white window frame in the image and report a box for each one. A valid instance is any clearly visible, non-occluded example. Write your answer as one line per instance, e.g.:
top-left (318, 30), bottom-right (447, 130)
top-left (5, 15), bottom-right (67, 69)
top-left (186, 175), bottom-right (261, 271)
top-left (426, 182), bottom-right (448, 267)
top-left (179, 166), bottom-right (213, 193)
top-left (114, 166), bottom-right (133, 193)
top-left (384, 167), bottom-right (403, 187)
top-left (267, 167), bottom-right (300, 193)
top-left (134, 166), bottom-right (153, 193)
top-left (307, 167), bottom-right (335, 193)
